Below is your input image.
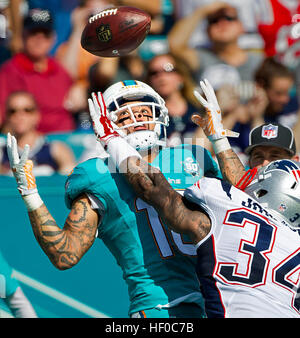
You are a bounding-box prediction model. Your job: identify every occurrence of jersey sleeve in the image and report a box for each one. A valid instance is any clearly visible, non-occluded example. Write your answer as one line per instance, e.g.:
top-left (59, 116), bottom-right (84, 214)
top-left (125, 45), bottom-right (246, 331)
top-left (64, 164), bottom-right (107, 211)
top-left (184, 177), bottom-right (232, 246)
top-left (184, 179), bottom-right (209, 214)
top-left (184, 177), bottom-right (241, 247)
top-left (184, 177), bottom-right (235, 213)
top-left (184, 179), bottom-right (216, 247)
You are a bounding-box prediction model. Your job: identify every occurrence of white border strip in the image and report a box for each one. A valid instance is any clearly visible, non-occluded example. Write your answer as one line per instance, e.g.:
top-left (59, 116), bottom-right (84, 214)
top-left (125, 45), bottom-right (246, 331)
top-left (12, 269), bottom-right (110, 318)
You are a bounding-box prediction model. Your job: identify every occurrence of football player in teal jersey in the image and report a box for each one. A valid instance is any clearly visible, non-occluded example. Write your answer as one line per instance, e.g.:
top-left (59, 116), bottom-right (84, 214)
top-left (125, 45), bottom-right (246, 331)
top-left (7, 80), bottom-right (225, 318)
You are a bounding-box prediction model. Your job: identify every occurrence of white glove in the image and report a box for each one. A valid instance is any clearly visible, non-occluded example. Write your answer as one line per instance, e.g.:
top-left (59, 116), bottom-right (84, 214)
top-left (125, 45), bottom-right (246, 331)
top-left (7, 133), bottom-right (37, 195)
top-left (7, 133), bottom-right (43, 211)
top-left (88, 92), bottom-right (141, 168)
top-left (88, 92), bottom-right (119, 147)
top-left (192, 79), bottom-right (239, 141)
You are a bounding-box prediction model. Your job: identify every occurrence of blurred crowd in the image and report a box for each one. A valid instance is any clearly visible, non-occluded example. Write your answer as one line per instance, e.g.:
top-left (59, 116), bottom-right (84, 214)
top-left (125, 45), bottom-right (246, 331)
top-left (0, 0), bottom-right (299, 174)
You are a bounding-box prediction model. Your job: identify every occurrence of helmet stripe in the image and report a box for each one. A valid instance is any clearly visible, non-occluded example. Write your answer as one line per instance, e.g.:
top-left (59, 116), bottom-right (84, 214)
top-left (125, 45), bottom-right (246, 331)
top-left (122, 80), bottom-right (137, 86)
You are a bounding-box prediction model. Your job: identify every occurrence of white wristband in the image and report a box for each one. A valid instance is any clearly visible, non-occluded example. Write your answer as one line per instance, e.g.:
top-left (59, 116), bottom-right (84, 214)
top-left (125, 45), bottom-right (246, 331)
top-left (107, 137), bottom-right (142, 168)
top-left (212, 137), bottom-right (231, 154)
top-left (22, 192), bottom-right (44, 212)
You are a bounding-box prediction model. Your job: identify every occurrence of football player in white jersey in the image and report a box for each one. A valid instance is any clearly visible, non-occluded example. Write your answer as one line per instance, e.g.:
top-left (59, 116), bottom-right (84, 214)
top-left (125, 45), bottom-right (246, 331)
top-left (90, 79), bottom-right (300, 318)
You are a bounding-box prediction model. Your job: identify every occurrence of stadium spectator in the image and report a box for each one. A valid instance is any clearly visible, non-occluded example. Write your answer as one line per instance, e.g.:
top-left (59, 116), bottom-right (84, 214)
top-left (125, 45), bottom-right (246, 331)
top-left (254, 57), bottom-right (298, 128)
top-left (26, 0), bottom-right (79, 55)
top-left (55, 0), bottom-right (103, 131)
top-left (193, 65), bottom-right (268, 157)
top-left (168, 2), bottom-right (263, 85)
top-left (172, 0), bottom-right (264, 50)
top-left (87, 51), bottom-right (147, 132)
top-left (255, 0), bottom-right (300, 69)
top-left (0, 0), bottom-right (24, 64)
top-left (0, 250), bottom-right (37, 318)
top-left (0, 91), bottom-right (75, 176)
top-left (203, 57), bottom-right (298, 156)
top-left (89, 51), bottom-right (146, 96)
top-left (110, 0), bottom-right (161, 16)
top-left (169, 2), bottom-right (267, 155)
top-left (244, 123), bottom-right (299, 169)
top-left (0, 9), bottom-right (75, 133)
top-left (146, 53), bottom-right (202, 146)
top-left (135, 0), bottom-right (175, 61)
top-left (113, 0), bottom-right (171, 36)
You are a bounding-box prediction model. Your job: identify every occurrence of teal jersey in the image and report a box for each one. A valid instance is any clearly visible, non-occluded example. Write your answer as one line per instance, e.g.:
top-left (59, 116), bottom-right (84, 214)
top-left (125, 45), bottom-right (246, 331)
top-left (65, 144), bottom-right (221, 316)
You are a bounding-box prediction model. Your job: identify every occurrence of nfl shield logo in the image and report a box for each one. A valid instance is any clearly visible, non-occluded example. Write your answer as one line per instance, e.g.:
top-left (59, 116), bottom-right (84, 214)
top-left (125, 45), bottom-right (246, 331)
top-left (96, 24), bottom-right (112, 43)
top-left (261, 124), bottom-right (278, 139)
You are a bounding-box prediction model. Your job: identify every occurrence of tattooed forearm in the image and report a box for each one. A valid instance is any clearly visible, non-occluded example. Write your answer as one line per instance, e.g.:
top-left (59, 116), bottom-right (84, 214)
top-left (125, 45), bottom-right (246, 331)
top-left (159, 189), bottom-right (211, 243)
top-left (216, 149), bottom-right (246, 186)
top-left (122, 157), bottom-right (211, 243)
top-left (123, 157), bottom-right (175, 211)
top-left (27, 196), bottom-right (98, 270)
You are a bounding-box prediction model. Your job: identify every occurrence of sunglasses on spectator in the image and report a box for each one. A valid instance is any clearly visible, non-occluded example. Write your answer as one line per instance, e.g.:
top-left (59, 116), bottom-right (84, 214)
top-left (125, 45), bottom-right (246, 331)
top-left (7, 107), bottom-right (37, 115)
top-left (208, 15), bottom-right (238, 25)
top-left (149, 62), bottom-right (177, 77)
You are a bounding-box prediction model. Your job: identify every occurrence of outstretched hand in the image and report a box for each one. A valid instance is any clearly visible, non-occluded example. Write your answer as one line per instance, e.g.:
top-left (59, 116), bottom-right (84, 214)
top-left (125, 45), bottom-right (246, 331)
top-left (88, 92), bottom-right (119, 147)
top-left (7, 133), bottom-right (37, 195)
top-left (192, 79), bottom-right (239, 141)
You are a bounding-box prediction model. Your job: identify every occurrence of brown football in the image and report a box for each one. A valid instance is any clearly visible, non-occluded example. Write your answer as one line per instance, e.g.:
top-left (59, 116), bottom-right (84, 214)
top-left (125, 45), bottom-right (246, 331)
top-left (81, 6), bottom-right (151, 57)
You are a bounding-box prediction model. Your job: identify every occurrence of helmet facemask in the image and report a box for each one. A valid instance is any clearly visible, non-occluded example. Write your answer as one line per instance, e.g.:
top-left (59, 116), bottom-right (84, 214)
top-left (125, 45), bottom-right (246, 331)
top-left (104, 81), bottom-right (169, 152)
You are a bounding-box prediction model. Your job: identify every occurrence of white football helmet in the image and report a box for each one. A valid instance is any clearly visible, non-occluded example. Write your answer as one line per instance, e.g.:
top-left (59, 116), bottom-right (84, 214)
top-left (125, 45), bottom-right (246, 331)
top-left (102, 80), bottom-right (169, 151)
top-left (244, 159), bottom-right (300, 230)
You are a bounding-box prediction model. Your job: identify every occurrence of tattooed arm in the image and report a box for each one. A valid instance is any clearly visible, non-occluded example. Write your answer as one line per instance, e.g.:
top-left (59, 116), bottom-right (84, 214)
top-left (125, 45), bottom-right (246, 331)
top-left (28, 194), bottom-right (98, 270)
top-left (121, 158), bottom-right (211, 244)
top-left (6, 134), bottom-right (98, 270)
top-left (215, 149), bottom-right (246, 186)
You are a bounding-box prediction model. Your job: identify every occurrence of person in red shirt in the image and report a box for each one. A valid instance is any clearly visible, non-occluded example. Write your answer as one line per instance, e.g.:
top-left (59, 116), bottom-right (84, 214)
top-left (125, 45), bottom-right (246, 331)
top-left (0, 9), bottom-right (75, 133)
top-left (256, 0), bottom-right (300, 68)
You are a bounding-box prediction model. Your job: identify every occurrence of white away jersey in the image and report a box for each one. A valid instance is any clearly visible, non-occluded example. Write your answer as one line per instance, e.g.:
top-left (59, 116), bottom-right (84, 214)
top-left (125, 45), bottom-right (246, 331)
top-left (184, 177), bottom-right (300, 318)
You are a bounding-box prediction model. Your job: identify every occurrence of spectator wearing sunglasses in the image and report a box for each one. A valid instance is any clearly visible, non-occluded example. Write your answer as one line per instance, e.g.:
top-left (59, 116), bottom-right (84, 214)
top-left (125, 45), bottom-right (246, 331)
top-left (168, 2), bottom-right (263, 86)
top-left (0, 91), bottom-right (75, 176)
top-left (0, 9), bottom-right (75, 133)
top-left (146, 53), bottom-right (203, 146)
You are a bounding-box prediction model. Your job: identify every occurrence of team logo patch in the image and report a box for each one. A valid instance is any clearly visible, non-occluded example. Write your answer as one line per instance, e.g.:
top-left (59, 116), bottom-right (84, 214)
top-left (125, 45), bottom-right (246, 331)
top-left (182, 157), bottom-right (200, 177)
top-left (96, 24), bottom-right (112, 42)
top-left (265, 160), bottom-right (299, 175)
top-left (261, 124), bottom-right (278, 139)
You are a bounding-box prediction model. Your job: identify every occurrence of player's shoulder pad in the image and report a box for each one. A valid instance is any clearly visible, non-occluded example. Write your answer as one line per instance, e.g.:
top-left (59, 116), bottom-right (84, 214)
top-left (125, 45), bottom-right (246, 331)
top-left (64, 158), bottom-right (109, 209)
